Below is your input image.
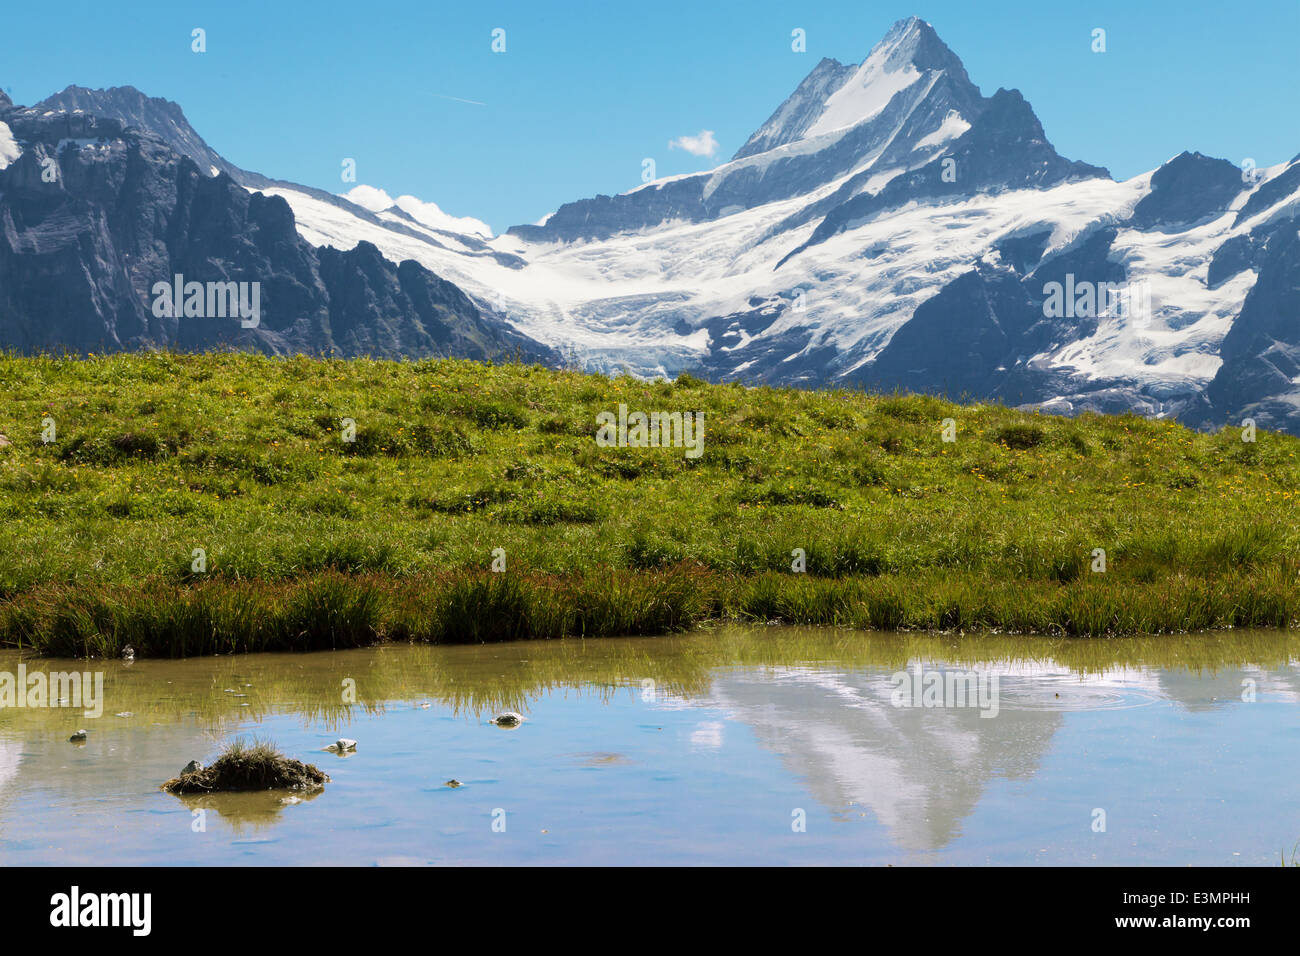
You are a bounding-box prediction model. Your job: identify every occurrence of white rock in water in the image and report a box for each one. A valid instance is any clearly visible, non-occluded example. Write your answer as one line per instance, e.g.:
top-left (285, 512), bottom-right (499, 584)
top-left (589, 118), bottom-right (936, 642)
top-left (333, 738), bottom-right (358, 752)
top-left (69, 729), bottom-right (87, 742)
top-left (492, 712), bottom-right (524, 728)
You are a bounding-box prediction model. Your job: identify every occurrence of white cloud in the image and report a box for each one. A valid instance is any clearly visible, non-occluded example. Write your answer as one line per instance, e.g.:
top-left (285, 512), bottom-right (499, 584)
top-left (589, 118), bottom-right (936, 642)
top-left (0, 121), bottom-right (22, 170)
top-left (668, 129), bottom-right (719, 158)
top-left (343, 184), bottom-right (396, 212)
top-left (342, 185), bottom-right (493, 238)
top-left (689, 721), bottom-right (725, 751)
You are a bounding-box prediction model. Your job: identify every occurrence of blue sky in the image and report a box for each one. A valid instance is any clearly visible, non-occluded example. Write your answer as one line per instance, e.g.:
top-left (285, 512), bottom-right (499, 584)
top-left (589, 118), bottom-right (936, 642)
top-left (3, 0), bottom-right (1297, 233)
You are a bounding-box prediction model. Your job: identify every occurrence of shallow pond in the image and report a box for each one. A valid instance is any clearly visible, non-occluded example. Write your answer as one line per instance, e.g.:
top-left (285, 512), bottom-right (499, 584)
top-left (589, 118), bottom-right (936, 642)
top-left (1, 626), bottom-right (1298, 865)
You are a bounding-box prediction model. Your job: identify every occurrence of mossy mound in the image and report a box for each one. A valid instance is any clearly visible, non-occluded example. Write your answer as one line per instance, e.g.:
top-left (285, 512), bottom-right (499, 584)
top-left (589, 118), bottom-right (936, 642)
top-left (163, 739), bottom-right (328, 793)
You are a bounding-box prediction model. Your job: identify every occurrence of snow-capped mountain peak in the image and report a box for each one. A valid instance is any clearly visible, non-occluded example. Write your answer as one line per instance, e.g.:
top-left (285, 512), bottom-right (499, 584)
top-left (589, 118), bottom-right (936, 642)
top-left (510, 17), bottom-right (995, 244)
top-left (732, 17), bottom-right (976, 160)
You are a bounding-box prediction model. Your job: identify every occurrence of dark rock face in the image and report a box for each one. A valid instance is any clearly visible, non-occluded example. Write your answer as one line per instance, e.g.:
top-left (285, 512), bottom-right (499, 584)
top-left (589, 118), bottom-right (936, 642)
top-left (730, 58), bottom-right (859, 160)
top-left (782, 89), bottom-right (1109, 266)
top-left (900, 87), bottom-right (1108, 195)
top-left (0, 101), bottom-right (555, 362)
top-left (1234, 161), bottom-right (1300, 225)
top-left (860, 267), bottom-right (1044, 399)
top-left (511, 178), bottom-right (709, 244)
top-left (1203, 218), bottom-right (1300, 427)
top-left (1026, 226), bottom-right (1126, 300)
top-left (31, 83), bottom-right (521, 270)
top-left (36, 85), bottom-right (247, 183)
top-left (1207, 233), bottom-right (1258, 289)
top-left (1129, 152), bottom-right (1243, 231)
top-left (995, 230), bottom-right (1053, 274)
top-left (693, 297), bottom-right (840, 387)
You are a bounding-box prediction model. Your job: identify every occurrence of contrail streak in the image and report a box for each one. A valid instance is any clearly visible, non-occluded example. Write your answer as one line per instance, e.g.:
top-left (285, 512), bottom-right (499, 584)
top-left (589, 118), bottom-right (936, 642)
top-left (428, 92), bottom-right (486, 106)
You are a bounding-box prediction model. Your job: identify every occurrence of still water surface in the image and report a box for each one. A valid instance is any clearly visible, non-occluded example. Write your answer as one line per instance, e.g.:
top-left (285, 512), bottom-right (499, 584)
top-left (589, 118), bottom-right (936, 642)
top-left (1, 627), bottom-right (1298, 865)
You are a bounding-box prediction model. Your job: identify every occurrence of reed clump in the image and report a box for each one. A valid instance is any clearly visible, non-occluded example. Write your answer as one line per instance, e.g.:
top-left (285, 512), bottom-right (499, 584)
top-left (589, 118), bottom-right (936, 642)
top-left (162, 738), bottom-right (328, 793)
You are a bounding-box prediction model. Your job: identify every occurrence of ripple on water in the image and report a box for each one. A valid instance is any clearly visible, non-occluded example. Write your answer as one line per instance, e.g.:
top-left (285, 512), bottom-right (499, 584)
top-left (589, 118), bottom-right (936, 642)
top-left (998, 674), bottom-right (1164, 712)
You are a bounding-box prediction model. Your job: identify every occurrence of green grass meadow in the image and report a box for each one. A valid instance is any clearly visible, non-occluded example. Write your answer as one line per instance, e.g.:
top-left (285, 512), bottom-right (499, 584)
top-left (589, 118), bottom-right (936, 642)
top-left (1, 351), bottom-right (1297, 656)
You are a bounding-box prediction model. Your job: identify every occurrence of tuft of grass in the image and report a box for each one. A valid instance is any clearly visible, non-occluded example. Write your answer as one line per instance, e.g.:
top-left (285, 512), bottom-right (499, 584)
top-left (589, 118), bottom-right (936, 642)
top-left (994, 423), bottom-right (1047, 449)
top-left (161, 737), bottom-right (328, 793)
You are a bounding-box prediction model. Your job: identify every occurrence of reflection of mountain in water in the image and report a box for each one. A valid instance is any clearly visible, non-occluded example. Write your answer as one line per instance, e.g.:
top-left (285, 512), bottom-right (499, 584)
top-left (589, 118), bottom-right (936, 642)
top-left (701, 666), bottom-right (1062, 851)
top-left (692, 657), bottom-right (1297, 853)
top-left (1150, 665), bottom-right (1300, 712)
top-left (0, 739), bottom-right (20, 811)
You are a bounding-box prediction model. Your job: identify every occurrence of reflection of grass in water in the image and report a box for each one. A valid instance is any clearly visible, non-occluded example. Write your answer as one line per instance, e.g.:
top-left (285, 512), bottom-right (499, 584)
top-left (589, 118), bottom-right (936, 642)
top-left (0, 637), bottom-right (719, 733)
top-left (171, 787), bottom-right (324, 835)
top-left (706, 626), bottom-right (1300, 678)
top-left (1, 625), bottom-right (1297, 735)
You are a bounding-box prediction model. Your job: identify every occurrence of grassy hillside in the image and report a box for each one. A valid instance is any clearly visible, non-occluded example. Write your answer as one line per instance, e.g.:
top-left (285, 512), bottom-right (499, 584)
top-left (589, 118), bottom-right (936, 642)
top-left (1, 351), bottom-right (1297, 656)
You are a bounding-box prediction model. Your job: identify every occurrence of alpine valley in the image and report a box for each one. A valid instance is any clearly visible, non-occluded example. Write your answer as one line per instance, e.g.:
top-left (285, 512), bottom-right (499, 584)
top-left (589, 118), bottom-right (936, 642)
top-left (3, 16), bottom-right (1300, 433)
